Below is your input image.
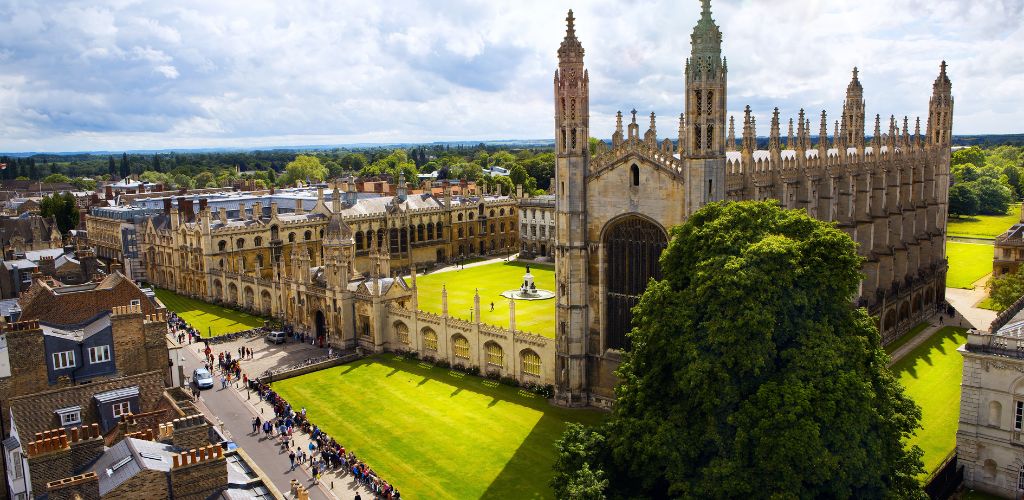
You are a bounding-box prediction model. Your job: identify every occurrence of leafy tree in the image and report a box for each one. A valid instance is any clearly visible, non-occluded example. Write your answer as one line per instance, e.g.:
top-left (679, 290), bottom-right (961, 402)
top-left (1003, 165), bottom-right (1023, 198)
top-left (554, 201), bottom-right (925, 499)
top-left (948, 183), bottom-right (980, 217)
top-left (952, 146), bottom-right (985, 168)
top-left (172, 173), bottom-right (194, 189)
top-left (493, 175), bottom-right (514, 195)
top-left (282, 155), bottom-right (328, 185)
top-left (193, 171), bottom-right (216, 188)
top-left (42, 173), bottom-right (71, 184)
top-left (339, 153), bottom-right (368, 173)
top-left (40, 192), bottom-right (80, 234)
top-left (119, 153), bottom-right (130, 179)
top-left (450, 162), bottom-right (483, 182)
top-left (951, 163), bottom-right (980, 183)
top-left (70, 178), bottom-right (97, 191)
top-left (552, 424), bottom-right (609, 500)
top-left (361, 150), bottom-right (418, 182)
top-left (987, 270), bottom-right (1024, 311)
top-left (974, 176), bottom-right (1013, 215)
top-left (153, 154), bottom-right (162, 173)
top-left (509, 164), bottom-right (529, 187)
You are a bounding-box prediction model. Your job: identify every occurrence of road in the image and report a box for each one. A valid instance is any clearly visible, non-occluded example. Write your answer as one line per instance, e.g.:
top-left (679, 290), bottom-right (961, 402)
top-left (180, 340), bottom-right (332, 500)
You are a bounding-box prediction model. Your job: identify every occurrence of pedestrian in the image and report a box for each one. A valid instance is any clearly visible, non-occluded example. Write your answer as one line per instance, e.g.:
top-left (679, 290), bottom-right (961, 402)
top-left (490, 301), bottom-right (494, 311)
top-left (355, 493), bottom-right (361, 500)
top-left (289, 450), bottom-right (296, 471)
top-left (311, 464), bottom-right (319, 484)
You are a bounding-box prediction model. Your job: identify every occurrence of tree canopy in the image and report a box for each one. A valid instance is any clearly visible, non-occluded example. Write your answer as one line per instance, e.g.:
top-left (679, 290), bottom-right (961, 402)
top-left (282, 155), bottom-right (328, 186)
top-left (988, 270), bottom-right (1024, 311)
top-left (552, 201), bottom-right (924, 499)
top-left (40, 192), bottom-right (80, 234)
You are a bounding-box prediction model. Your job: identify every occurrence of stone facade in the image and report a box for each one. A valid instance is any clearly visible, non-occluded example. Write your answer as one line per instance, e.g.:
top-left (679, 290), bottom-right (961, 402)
top-left (552, 2), bottom-right (952, 406)
top-left (993, 205), bottom-right (1024, 278)
top-left (956, 297), bottom-right (1024, 498)
top-left (519, 194), bottom-right (556, 260)
top-left (0, 214), bottom-right (62, 260)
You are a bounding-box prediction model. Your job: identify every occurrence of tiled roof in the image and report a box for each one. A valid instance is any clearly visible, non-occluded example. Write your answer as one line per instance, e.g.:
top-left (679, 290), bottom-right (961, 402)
top-left (17, 272), bottom-right (156, 326)
top-left (93, 437), bottom-right (176, 496)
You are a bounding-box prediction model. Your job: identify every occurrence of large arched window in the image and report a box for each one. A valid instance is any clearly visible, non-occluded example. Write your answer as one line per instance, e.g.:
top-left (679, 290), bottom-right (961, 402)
top-left (254, 236), bottom-right (263, 247)
top-left (452, 335), bottom-right (470, 360)
top-left (422, 327), bottom-right (438, 351)
top-left (394, 321), bottom-right (410, 345)
top-left (218, 240), bottom-right (227, 252)
top-left (457, 213), bottom-right (464, 222)
top-left (355, 232), bottom-right (364, 249)
top-left (288, 232), bottom-right (295, 242)
top-left (604, 217), bottom-right (667, 351)
top-left (304, 230), bottom-right (312, 241)
top-left (521, 349), bottom-right (541, 377)
top-left (485, 342), bottom-right (503, 367)
top-left (435, 222), bottom-right (443, 238)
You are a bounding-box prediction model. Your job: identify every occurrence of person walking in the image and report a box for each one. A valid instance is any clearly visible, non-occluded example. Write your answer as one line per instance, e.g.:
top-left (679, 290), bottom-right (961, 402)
top-left (288, 449), bottom-right (296, 471)
top-left (252, 416), bottom-right (261, 434)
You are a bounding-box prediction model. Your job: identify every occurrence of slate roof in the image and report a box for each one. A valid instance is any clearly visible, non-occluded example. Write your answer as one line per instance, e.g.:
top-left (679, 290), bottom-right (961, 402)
top-left (23, 248), bottom-right (65, 262)
top-left (93, 437), bottom-right (176, 496)
top-left (40, 314), bottom-right (111, 342)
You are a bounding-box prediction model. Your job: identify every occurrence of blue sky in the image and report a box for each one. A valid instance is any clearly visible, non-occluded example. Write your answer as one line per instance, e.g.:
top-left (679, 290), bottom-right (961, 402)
top-left (0, 0), bottom-right (1021, 152)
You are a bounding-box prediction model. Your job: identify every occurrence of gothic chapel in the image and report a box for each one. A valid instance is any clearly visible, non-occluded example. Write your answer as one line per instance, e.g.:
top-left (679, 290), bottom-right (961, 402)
top-left (553, 1), bottom-right (953, 407)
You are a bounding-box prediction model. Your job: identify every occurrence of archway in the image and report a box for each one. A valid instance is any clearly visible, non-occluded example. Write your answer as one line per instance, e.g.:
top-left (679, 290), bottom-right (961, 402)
top-left (261, 290), bottom-right (272, 315)
top-left (315, 310), bottom-right (327, 347)
top-left (604, 216), bottom-right (667, 350)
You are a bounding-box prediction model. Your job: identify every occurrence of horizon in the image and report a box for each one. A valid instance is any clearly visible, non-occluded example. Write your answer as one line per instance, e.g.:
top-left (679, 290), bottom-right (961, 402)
top-left (1, 0), bottom-right (1021, 152)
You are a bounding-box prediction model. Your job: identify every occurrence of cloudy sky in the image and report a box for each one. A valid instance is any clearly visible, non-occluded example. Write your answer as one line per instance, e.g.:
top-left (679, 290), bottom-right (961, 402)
top-left (0, 0), bottom-right (1020, 152)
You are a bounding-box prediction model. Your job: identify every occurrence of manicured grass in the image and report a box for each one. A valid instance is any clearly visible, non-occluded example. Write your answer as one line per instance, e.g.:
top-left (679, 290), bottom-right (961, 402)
top-left (154, 288), bottom-right (265, 337)
top-left (948, 204), bottom-right (1020, 240)
top-left (884, 321), bottom-right (930, 355)
top-left (273, 355), bottom-right (605, 500)
top-left (946, 241), bottom-right (994, 289)
top-left (416, 261), bottom-right (555, 337)
top-left (890, 326), bottom-right (968, 478)
top-left (977, 297), bottom-right (1002, 311)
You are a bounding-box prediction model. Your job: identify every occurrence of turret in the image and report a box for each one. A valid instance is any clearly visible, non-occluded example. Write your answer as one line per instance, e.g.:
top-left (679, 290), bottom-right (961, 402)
top-left (841, 67), bottom-right (866, 149)
top-left (726, 116), bottom-right (735, 152)
top-left (683, 0), bottom-right (727, 158)
top-left (927, 61), bottom-right (953, 147)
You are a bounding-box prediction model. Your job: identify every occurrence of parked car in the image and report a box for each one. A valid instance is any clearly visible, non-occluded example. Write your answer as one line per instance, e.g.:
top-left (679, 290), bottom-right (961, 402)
top-left (265, 331), bottom-right (287, 344)
top-left (193, 367), bottom-right (214, 389)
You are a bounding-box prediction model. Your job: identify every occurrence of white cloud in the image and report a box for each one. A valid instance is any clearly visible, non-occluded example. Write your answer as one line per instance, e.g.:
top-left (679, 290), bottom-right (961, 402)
top-left (0, 0), bottom-right (1019, 152)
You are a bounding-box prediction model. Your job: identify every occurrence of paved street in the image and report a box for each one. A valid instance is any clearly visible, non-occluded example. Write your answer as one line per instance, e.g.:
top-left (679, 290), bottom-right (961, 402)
top-left (177, 332), bottom-right (375, 499)
top-left (179, 337), bottom-right (332, 499)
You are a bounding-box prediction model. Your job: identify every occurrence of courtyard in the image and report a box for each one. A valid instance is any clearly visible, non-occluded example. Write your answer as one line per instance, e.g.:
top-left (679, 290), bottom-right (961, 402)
top-left (272, 354), bottom-right (604, 499)
top-left (155, 288), bottom-right (266, 337)
top-left (891, 326), bottom-right (969, 478)
top-left (415, 261), bottom-right (556, 338)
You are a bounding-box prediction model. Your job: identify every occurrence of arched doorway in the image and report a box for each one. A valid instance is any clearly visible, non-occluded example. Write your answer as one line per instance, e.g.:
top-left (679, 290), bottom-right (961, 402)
top-left (315, 310), bottom-right (327, 348)
top-left (604, 216), bottom-right (667, 351)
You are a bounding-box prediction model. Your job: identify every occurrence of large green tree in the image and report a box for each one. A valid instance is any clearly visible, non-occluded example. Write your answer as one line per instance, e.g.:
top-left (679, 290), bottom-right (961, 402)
top-left (553, 201), bottom-right (924, 499)
top-left (988, 270), bottom-right (1024, 311)
top-left (952, 146), bottom-right (985, 168)
top-left (948, 182), bottom-right (980, 217)
top-left (40, 192), bottom-right (80, 234)
top-left (973, 175), bottom-right (1013, 215)
top-left (282, 155), bottom-right (328, 186)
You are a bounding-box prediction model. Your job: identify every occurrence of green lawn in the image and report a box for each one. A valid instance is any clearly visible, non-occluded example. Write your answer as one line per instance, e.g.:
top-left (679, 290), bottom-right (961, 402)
top-left (948, 204), bottom-right (1020, 239)
top-left (946, 241), bottom-right (993, 289)
top-left (890, 326), bottom-right (968, 478)
top-left (416, 261), bottom-right (555, 337)
top-left (977, 297), bottom-right (1001, 311)
top-left (273, 355), bottom-right (604, 500)
top-left (154, 288), bottom-right (265, 337)
top-left (884, 321), bottom-right (930, 355)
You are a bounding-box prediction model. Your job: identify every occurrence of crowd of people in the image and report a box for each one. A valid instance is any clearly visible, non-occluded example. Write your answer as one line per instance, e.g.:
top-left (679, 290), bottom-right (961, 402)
top-left (250, 380), bottom-right (402, 499)
top-left (167, 311), bottom-right (387, 498)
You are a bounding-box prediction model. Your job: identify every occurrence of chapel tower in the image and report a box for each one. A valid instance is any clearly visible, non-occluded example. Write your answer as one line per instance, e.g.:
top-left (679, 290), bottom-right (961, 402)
top-left (841, 67), bottom-right (866, 149)
top-left (683, 0), bottom-right (727, 215)
top-left (553, 10), bottom-right (591, 407)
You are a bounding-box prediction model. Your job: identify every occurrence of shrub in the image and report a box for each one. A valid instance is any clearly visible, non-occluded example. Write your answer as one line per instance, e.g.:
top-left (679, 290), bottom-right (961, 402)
top-left (499, 375), bottom-right (520, 387)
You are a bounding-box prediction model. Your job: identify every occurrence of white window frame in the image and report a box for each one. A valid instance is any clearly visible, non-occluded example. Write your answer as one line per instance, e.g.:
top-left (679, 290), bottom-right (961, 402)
top-left (1015, 400), bottom-right (1024, 431)
top-left (52, 350), bottom-right (75, 370)
top-left (112, 401), bottom-right (132, 418)
top-left (88, 345), bottom-right (111, 364)
top-left (10, 451), bottom-right (23, 480)
top-left (60, 410), bottom-right (82, 426)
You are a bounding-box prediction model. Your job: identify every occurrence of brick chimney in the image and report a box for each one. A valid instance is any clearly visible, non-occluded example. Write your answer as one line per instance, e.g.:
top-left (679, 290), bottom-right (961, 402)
top-left (170, 445), bottom-right (227, 499)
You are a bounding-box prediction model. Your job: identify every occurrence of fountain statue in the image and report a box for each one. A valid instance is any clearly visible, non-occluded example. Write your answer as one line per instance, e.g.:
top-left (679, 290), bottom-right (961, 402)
top-left (501, 264), bottom-right (554, 301)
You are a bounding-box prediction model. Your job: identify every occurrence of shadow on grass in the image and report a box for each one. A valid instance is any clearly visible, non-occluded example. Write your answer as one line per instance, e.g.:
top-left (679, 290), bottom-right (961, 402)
top-left (891, 327), bottom-right (967, 380)
top-left (480, 413), bottom-right (567, 500)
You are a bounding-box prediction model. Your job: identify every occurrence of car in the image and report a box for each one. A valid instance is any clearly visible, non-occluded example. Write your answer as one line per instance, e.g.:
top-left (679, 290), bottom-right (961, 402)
top-left (193, 368), bottom-right (214, 389)
top-left (265, 331), bottom-right (287, 344)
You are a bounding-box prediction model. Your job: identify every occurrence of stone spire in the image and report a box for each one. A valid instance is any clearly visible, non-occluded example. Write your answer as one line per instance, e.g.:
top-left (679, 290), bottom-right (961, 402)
top-left (842, 67), bottom-right (866, 148)
top-left (787, 118), bottom-right (795, 149)
top-left (557, 10), bottom-right (584, 62)
top-left (914, 117), bottom-right (922, 147)
top-left (613, 110), bottom-right (624, 146)
top-left (768, 108), bottom-right (781, 151)
top-left (644, 111), bottom-right (657, 146)
top-left (872, 114), bottom-right (882, 150)
top-left (927, 61), bottom-right (953, 147)
top-left (796, 109), bottom-right (807, 153)
top-left (627, 109), bottom-right (639, 140)
top-left (741, 105), bottom-right (755, 153)
top-left (902, 116), bottom-right (910, 146)
top-left (726, 115), bottom-right (735, 152)
top-left (818, 110), bottom-right (829, 155)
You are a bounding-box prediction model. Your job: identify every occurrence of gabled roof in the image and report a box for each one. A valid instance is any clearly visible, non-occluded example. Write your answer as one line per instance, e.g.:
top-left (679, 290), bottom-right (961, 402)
top-left (93, 437), bottom-right (176, 496)
top-left (17, 271), bottom-right (156, 326)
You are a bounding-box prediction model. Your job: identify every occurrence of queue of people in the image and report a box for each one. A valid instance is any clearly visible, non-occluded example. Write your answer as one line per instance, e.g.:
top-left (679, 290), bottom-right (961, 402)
top-left (250, 380), bottom-right (402, 499)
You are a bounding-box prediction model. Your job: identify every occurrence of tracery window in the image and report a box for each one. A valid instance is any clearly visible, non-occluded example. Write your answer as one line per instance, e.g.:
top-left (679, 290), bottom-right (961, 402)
top-left (423, 328), bottom-right (438, 351)
top-left (485, 342), bottom-right (503, 367)
top-left (453, 335), bottom-right (470, 359)
top-left (395, 322), bottom-right (410, 345)
top-left (521, 350), bottom-right (541, 377)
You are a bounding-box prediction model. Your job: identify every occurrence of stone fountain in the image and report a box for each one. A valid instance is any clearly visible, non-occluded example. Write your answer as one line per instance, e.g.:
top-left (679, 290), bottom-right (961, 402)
top-left (501, 265), bottom-right (554, 301)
